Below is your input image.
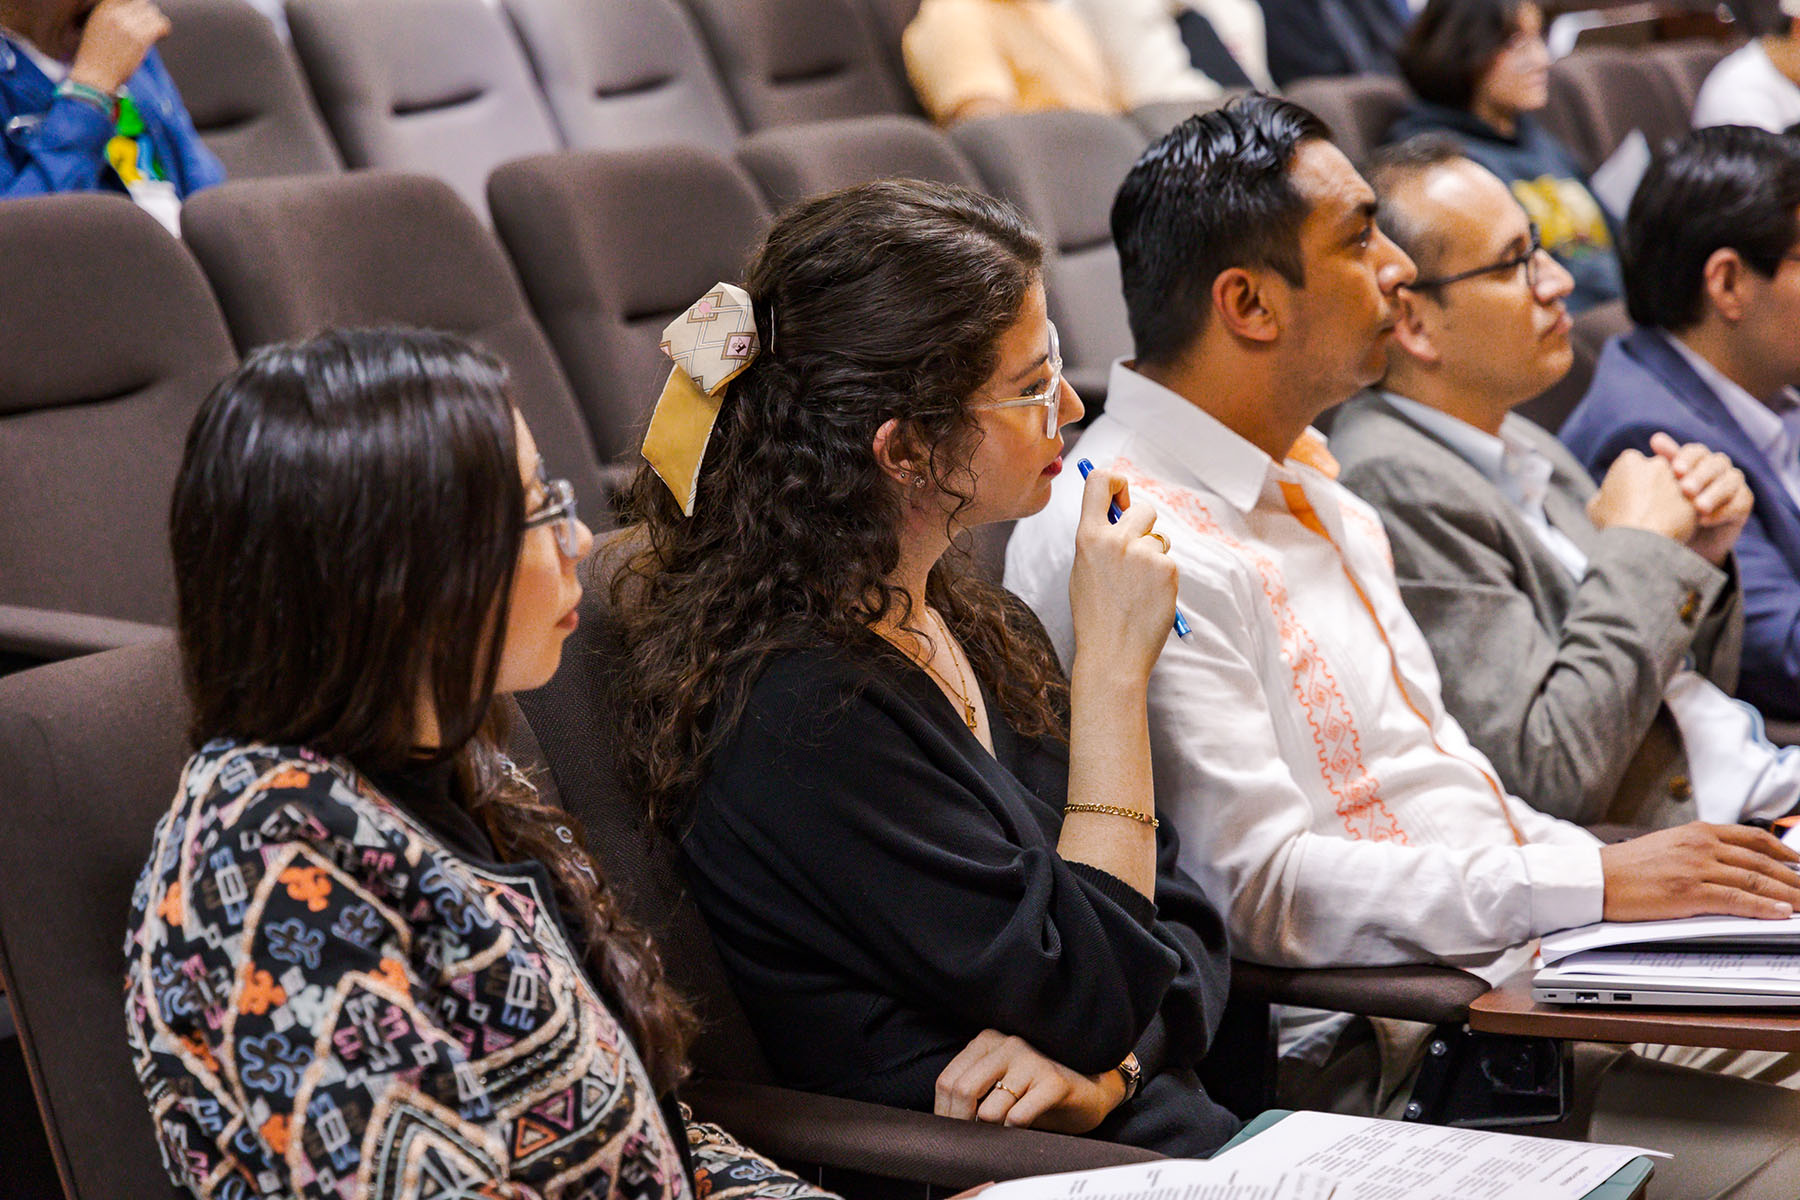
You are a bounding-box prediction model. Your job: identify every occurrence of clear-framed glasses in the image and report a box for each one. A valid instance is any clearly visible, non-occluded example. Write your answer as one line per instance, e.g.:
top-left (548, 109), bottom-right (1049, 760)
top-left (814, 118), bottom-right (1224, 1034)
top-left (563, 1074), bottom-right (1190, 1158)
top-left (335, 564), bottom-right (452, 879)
top-left (523, 470), bottom-right (582, 557)
top-left (970, 321), bottom-right (1064, 440)
top-left (1407, 224), bottom-right (1545, 293)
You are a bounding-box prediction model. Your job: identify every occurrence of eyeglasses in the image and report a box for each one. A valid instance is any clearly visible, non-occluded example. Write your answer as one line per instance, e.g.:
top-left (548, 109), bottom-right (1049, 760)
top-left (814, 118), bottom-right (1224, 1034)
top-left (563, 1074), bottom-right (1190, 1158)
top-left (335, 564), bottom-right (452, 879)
top-left (1407, 225), bottom-right (1545, 293)
top-left (523, 470), bottom-right (582, 557)
top-left (969, 321), bottom-right (1064, 440)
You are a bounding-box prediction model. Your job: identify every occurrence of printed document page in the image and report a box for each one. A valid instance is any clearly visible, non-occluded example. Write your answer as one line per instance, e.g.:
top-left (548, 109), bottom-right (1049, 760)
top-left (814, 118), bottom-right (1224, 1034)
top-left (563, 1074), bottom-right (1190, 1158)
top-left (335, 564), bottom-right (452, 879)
top-left (1540, 914), bottom-right (1800, 964)
top-left (982, 1158), bottom-right (1336, 1200)
top-left (1207, 1111), bottom-right (1663, 1200)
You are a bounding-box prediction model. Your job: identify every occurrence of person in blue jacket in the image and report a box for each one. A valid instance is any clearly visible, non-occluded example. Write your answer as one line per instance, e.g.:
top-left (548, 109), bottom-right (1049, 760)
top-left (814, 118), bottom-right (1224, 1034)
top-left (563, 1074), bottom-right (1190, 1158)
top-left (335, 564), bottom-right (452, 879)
top-left (0, 0), bottom-right (223, 230)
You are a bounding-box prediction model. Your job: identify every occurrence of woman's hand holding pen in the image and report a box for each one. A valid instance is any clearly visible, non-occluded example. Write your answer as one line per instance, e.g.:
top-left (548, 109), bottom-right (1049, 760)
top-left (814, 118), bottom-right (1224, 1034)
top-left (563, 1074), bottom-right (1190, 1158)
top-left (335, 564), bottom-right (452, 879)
top-left (1070, 467), bottom-right (1178, 683)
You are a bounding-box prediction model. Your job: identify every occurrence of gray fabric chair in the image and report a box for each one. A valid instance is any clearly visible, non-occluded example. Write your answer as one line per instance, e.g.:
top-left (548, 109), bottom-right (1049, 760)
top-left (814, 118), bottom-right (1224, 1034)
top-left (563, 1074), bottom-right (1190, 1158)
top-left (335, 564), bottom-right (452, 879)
top-left (0, 195), bottom-right (236, 666)
top-left (1129, 90), bottom-right (1249, 140)
top-left (1542, 48), bottom-right (1692, 173)
top-left (736, 113), bottom-right (980, 212)
top-left (1283, 74), bottom-right (1412, 168)
top-left (179, 172), bottom-right (613, 512)
top-left (157, 0), bottom-right (341, 179)
top-left (682, 0), bottom-right (909, 130)
top-left (501, 0), bottom-right (741, 154)
top-left (1648, 38), bottom-right (1736, 110)
top-left (488, 147), bottom-right (771, 463)
top-left (952, 111), bottom-right (1147, 405)
top-left (285, 0), bottom-right (561, 221)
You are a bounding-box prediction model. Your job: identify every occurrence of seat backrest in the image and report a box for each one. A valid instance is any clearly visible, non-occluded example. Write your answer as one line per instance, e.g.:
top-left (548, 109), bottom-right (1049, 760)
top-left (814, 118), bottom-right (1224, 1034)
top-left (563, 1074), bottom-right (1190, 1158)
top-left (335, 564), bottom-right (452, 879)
top-left (952, 112), bottom-right (1146, 404)
top-left (736, 114), bottom-right (980, 211)
top-left (0, 195), bottom-right (237, 628)
top-left (285, 0), bottom-right (561, 221)
top-left (488, 147), bottom-right (772, 462)
top-left (179, 172), bottom-right (610, 505)
top-left (1648, 37), bottom-right (1735, 111)
top-left (1282, 73), bottom-right (1411, 168)
top-left (1544, 47), bottom-right (1691, 171)
top-left (501, 0), bottom-right (741, 154)
top-left (859, 0), bottom-right (921, 51)
top-left (683, 0), bottom-right (908, 130)
top-left (157, 0), bottom-right (341, 179)
top-left (0, 639), bottom-right (194, 1200)
top-left (1128, 90), bottom-right (1249, 140)
top-left (513, 551), bottom-right (777, 1083)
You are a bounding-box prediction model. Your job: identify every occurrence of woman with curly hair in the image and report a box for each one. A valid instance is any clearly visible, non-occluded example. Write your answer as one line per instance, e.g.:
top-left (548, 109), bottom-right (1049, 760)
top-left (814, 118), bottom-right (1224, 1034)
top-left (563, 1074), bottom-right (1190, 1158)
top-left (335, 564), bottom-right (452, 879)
top-left (611, 180), bottom-right (1240, 1155)
top-left (124, 328), bottom-right (832, 1200)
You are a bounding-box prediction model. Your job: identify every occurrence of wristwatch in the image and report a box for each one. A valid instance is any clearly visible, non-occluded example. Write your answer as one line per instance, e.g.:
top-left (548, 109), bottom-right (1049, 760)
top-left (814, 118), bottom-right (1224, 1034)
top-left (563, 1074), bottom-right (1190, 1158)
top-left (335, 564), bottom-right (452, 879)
top-left (1114, 1051), bottom-right (1143, 1102)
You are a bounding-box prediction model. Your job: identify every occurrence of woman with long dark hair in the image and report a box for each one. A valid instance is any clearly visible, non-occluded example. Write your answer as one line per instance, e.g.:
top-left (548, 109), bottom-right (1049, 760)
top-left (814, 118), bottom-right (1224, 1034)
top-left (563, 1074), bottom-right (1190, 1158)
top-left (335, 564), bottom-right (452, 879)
top-left (613, 180), bottom-right (1239, 1155)
top-left (124, 328), bottom-right (830, 1200)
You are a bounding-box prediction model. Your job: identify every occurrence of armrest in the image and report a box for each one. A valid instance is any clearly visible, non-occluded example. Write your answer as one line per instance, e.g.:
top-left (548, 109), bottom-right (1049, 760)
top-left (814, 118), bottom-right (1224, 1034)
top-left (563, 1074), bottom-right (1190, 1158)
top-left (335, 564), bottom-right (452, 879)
top-left (1766, 720), bottom-right (1800, 748)
top-left (0, 605), bottom-right (169, 663)
top-left (681, 1078), bottom-right (1161, 1189)
top-left (1230, 960), bottom-right (1488, 1027)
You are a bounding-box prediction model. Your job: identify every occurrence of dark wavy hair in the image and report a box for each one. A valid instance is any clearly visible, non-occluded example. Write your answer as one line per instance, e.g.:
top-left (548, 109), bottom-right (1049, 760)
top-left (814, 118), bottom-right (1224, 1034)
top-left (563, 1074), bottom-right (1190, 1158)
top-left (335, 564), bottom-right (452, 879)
top-left (1398, 0), bottom-right (1531, 112)
top-left (610, 180), bottom-right (1067, 825)
top-left (170, 328), bottom-right (693, 1092)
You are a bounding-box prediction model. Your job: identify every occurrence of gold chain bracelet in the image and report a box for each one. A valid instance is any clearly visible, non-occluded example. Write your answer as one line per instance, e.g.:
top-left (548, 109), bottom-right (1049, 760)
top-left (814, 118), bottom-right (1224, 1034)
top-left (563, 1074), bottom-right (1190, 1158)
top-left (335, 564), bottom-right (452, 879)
top-left (1062, 803), bottom-right (1159, 828)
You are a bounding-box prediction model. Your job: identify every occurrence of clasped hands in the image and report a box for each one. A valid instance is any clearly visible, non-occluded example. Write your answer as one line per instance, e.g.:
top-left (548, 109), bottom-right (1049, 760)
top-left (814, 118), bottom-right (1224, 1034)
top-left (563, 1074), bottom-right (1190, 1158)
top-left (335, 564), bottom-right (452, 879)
top-left (1587, 432), bottom-right (1753, 566)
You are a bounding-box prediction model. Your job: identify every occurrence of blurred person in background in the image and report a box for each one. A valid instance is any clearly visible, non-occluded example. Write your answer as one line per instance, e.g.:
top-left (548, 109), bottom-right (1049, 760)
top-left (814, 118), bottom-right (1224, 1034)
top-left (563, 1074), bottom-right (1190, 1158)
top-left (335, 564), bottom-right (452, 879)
top-left (1390, 0), bottom-right (1622, 312)
top-left (0, 0), bottom-right (223, 228)
top-left (1694, 0), bottom-right (1800, 132)
top-left (903, 0), bottom-right (1121, 123)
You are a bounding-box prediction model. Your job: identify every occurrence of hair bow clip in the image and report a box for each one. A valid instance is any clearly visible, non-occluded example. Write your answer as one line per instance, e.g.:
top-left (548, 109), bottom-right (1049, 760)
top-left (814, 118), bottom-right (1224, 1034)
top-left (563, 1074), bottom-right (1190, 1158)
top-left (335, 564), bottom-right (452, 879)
top-left (641, 283), bottom-right (761, 516)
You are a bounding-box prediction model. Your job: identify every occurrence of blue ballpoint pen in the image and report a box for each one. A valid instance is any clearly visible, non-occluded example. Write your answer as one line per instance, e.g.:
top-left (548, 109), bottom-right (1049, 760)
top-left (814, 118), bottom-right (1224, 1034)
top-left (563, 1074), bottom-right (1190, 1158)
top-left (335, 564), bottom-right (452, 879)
top-left (1076, 458), bottom-right (1191, 639)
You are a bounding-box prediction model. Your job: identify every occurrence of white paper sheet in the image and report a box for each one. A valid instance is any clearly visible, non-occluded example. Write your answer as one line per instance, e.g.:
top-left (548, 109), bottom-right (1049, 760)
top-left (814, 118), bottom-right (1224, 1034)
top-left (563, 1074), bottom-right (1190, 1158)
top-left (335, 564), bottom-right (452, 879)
top-left (1207, 1112), bottom-right (1663, 1200)
top-left (1540, 913), bottom-right (1800, 964)
top-left (980, 1158), bottom-right (1337, 1200)
top-left (1540, 949), bottom-right (1800, 982)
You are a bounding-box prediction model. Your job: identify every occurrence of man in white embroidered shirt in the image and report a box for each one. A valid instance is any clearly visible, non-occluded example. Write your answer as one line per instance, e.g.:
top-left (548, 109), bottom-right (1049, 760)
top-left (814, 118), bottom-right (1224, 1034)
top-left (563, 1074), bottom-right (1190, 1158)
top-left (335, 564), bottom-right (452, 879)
top-left (1005, 95), bottom-right (1800, 1194)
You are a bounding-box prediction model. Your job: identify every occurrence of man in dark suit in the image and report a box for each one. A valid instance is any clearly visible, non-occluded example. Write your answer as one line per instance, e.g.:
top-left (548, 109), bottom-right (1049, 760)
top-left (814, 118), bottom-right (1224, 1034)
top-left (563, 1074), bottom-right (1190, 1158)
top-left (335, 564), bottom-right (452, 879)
top-left (1561, 125), bottom-right (1800, 721)
top-left (1333, 137), bottom-right (1800, 836)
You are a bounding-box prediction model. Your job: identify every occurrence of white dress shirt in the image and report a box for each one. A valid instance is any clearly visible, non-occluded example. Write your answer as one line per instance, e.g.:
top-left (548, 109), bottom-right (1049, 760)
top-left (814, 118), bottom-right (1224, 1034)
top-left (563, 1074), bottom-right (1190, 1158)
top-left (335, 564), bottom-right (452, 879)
top-left (1007, 364), bottom-right (1605, 1049)
top-left (1692, 40), bottom-right (1800, 135)
top-left (1384, 392), bottom-right (1800, 825)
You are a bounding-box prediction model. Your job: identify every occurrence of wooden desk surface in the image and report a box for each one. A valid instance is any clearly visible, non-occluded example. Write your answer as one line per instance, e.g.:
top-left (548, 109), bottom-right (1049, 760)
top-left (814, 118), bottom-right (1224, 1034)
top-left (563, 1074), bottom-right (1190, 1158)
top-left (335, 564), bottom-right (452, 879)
top-left (1470, 971), bottom-right (1800, 1052)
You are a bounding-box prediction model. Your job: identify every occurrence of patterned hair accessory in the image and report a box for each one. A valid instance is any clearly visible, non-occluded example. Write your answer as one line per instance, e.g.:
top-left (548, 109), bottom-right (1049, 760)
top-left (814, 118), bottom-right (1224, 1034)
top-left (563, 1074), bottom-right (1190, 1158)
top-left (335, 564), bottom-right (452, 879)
top-left (641, 283), bottom-right (760, 516)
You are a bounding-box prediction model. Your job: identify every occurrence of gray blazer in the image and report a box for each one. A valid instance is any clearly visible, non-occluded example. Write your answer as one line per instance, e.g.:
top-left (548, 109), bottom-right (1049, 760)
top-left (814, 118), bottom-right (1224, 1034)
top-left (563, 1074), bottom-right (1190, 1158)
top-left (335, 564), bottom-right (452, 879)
top-left (1331, 392), bottom-right (1741, 829)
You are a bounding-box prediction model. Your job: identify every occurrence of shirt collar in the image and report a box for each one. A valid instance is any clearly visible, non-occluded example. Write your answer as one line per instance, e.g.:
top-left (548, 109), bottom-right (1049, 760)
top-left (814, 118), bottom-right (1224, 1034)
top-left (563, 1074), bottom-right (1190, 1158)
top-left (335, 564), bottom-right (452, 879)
top-left (1660, 330), bottom-right (1800, 461)
top-left (1102, 358), bottom-right (1337, 514)
top-left (1382, 391), bottom-right (1554, 520)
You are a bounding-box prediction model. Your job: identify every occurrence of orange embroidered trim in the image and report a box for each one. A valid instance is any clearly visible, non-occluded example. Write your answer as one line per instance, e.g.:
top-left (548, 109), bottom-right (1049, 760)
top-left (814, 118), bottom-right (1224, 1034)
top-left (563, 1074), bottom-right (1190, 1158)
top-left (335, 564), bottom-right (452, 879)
top-left (1119, 457), bottom-right (1407, 843)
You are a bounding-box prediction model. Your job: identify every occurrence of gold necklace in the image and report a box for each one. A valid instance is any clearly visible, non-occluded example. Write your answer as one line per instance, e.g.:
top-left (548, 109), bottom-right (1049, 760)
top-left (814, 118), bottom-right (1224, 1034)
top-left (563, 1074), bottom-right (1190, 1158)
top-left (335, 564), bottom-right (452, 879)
top-left (882, 607), bottom-right (979, 732)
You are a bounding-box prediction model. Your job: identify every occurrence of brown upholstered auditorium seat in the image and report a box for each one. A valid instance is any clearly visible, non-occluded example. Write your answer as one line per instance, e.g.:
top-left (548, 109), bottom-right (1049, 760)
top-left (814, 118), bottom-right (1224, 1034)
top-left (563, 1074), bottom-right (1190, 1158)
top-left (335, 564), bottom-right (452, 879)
top-left (1648, 38), bottom-right (1736, 112)
top-left (736, 113), bottom-right (980, 211)
top-left (501, 0), bottom-right (742, 154)
top-left (1543, 47), bottom-right (1692, 172)
top-left (1130, 89), bottom-right (1249, 140)
top-left (156, 0), bottom-right (342, 179)
top-left (1282, 73), bottom-right (1411, 168)
top-left (286, 0), bottom-right (561, 222)
top-left (488, 147), bottom-right (772, 463)
top-left (179, 172), bottom-right (612, 507)
top-left (0, 195), bottom-right (236, 666)
top-left (682, 0), bottom-right (910, 130)
top-left (951, 111), bottom-right (1147, 407)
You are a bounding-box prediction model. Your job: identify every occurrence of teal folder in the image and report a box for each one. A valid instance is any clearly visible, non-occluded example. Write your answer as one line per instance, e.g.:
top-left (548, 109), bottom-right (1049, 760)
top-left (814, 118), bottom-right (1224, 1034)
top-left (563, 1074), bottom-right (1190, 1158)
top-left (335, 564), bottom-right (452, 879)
top-left (1218, 1111), bottom-right (1654, 1200)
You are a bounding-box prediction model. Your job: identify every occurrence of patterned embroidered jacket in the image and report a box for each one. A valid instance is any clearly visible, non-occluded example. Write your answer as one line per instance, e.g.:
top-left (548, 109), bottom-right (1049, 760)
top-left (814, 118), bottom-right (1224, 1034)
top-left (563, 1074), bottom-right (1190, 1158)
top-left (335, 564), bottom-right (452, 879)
top-left (124, 740), bottom-right (830, 1200)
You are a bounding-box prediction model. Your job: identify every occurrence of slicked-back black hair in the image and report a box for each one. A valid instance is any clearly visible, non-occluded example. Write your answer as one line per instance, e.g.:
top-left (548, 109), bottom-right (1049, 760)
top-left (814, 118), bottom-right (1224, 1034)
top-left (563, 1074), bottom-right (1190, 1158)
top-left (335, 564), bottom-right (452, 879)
top-left (1111, 93), bottom-right (1332, 368)
top-left (1624, 125), bottom-right (1800, 332)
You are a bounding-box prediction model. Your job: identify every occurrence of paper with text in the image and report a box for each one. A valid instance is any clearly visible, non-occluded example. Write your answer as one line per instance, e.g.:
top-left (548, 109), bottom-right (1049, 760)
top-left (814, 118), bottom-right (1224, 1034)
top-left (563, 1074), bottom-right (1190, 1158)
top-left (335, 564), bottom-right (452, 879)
top-left (981, 1158), bottom-right (1337, 1200)
top-left (1207, 1112), bottom-right (1662, 1200)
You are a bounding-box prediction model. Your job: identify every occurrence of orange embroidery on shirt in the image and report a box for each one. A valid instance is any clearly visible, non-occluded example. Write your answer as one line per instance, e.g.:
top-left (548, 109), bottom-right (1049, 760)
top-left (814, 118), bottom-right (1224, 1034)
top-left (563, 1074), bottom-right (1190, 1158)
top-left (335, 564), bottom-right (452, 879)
top-left (156, 880), bottom-right (184, 925)
top-left (1119, 457), bottom-right (1408, 843)
top-left (179, 1030), bottom-right (219, 1073)
top-left (238, 967), bottom-right (287, 1015)
top-left (278, 865), bottom-right (332, 912)
top-left (260, 1112), bottom-right (290, 1156)
top-left (267, 768), bottom-right (311, 789)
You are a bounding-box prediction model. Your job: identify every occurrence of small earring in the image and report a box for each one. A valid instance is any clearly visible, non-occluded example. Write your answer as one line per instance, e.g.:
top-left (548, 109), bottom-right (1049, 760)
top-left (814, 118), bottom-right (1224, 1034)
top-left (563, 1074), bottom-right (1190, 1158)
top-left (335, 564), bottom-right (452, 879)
top-left (911, 474), bottom-right (928, 490)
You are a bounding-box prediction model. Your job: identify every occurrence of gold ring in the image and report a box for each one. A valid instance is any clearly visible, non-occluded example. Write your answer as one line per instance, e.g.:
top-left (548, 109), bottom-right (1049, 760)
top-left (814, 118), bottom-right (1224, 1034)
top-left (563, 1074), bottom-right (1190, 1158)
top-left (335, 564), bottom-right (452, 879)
top-left (990, 1082), bottom-right (1022, 1100)
top-left (1147, 530), bottom-right (1170, 553)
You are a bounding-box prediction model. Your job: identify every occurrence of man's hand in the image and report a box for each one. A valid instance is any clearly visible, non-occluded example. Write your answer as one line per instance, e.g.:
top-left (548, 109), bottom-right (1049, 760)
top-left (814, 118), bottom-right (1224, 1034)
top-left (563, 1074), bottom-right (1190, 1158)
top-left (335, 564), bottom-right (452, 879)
top-left (68, 0), bottom-right (169, 96)
top-left (1587, 449), bottom-right (1698, 544)
top-left (1650, 432), bottom-right (1752, 566)
top-left (1600, 822), bottom-right (1800, 922)
top-left (935, 1030), bottom-right (1128, 1134)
